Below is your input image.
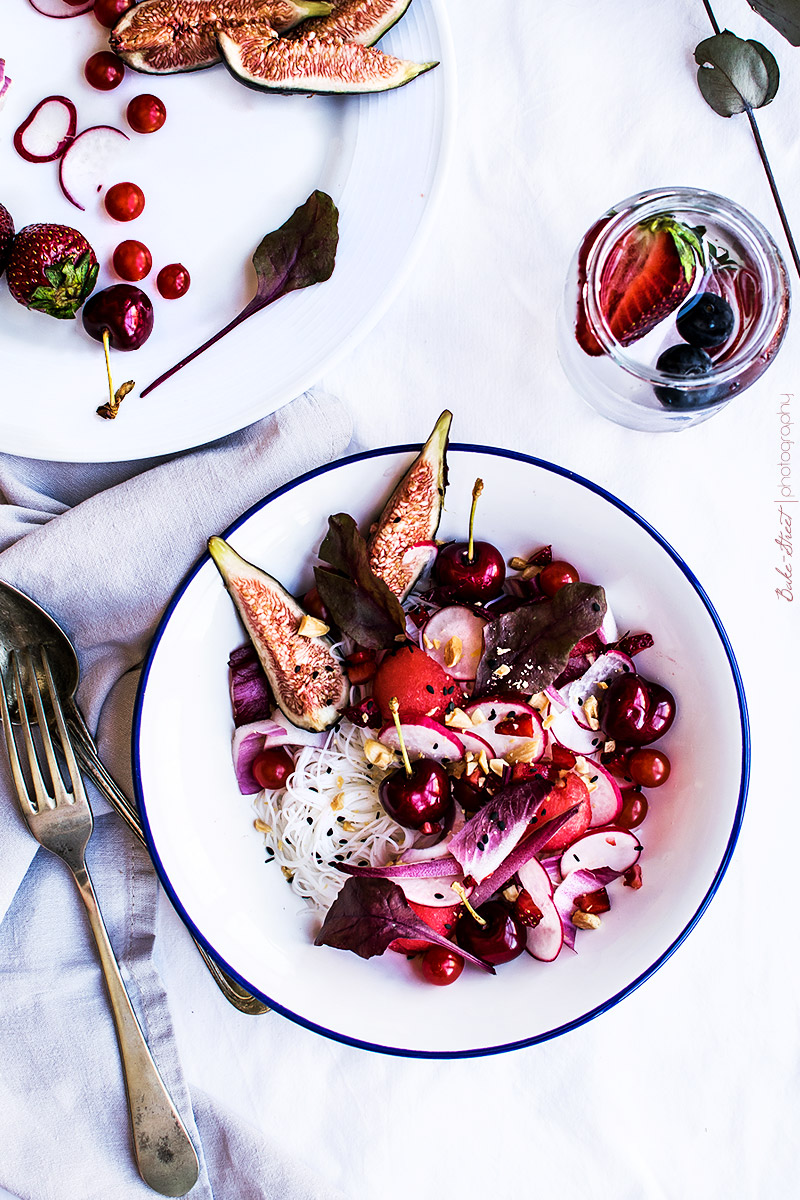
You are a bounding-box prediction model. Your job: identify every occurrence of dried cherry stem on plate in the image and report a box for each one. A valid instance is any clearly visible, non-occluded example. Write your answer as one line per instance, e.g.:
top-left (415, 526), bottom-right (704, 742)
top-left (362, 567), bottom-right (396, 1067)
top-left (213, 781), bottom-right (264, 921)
top-left (96, 329), bottom-right (134, 420)
top-left (467, 478), bottom-right (483, 563)
top-left (389, 696), bottom-right (412, 776)
top-left (451, 880), bottom-right (486, 926)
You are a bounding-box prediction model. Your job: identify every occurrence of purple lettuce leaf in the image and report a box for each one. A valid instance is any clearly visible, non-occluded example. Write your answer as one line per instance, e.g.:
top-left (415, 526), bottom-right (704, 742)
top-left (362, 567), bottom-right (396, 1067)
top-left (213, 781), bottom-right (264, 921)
top-left (336, 856), bottom-right (462, 879)
top-left (448, 774), bottom-right (555, 883)
top-left (466, 804), bottom-right (580, 909)
top-left (315, 877), bottom-right (494, 973)
top-left (476, 582), bottom-right (607, 697)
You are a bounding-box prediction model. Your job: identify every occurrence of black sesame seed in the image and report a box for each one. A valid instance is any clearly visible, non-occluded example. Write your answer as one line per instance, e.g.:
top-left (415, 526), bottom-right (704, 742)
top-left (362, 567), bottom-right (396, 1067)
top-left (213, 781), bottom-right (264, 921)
top-left (336, 815), bottom-right (345, 823)
top-left (326, 828), bottom-right (334, 836)
top-left (312, 670), bottom-right (319, 680)
top-left (326, 767), bottom-right (333, 774)
top-left (426, 684), bottom-right (435, 694)
top-left (434, 893), bottom-right (444, 900)
top-left (306, 817), bottom-right (313, 825)
top-left (359, 860), bottom-right (368, 866)
top-left (497, 820), bottom-right (506, 831)
top-left (592, 603), bottom-right (600, 612)
top-left (333, 854), bottom-right (344, 861)
top-left (433, 742), bottom-right (439, 749)
top-left (476, 843), bottom-right (485, 852)
top-left (294, 665), bottom-right (301, 673)
top-left (590, 776), bottom-right (598, 784)
top-left (573, 853), bottom-right (580, 861)
top-left (489, 709), bottom-right (497, 721)
top-left (490, 811), bottom-right (499, 822)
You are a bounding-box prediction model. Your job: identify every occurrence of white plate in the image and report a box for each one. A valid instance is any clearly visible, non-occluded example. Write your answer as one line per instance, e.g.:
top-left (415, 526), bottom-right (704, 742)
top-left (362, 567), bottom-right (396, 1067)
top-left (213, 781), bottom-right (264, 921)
top-left (0, 2), bottom-right (452, 461)
top-left (133, 446), bottom-right (749, 1057)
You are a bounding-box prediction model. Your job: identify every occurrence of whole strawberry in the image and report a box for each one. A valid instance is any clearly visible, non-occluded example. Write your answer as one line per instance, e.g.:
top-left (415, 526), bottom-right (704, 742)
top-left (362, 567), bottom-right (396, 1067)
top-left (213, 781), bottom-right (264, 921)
top-left (0, 202), bottom-right (14, 279)
top-left (6, 223), bottom-right (98, 319)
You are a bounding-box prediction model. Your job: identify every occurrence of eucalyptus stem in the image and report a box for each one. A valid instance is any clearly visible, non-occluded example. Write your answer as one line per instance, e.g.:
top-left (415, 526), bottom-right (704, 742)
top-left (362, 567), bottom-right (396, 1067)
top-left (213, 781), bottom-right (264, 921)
top-left (701, 0), bottom-right (800, 279)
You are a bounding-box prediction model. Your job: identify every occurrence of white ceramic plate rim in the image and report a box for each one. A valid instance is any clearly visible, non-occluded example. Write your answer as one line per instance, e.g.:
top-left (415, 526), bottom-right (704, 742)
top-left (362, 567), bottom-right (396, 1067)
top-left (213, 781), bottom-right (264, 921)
top-left (0, 2), bottom-right (454, 462)
top-left (132, 444), bottom-right (750, 1058)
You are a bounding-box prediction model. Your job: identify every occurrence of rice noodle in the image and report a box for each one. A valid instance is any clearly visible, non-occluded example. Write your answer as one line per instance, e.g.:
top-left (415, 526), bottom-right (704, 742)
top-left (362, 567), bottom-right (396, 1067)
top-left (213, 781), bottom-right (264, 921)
top-left (253, 720), bottom-right (411, 911)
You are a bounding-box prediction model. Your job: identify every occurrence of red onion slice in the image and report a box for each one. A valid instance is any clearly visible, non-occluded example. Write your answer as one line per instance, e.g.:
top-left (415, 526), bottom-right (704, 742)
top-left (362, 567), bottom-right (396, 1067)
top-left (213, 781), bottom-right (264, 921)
top-left (0, 61), bottom-right (11, 110)
top-left (14, 96), bottom-right (77, 163)
top-left (552, 867), bottom-right (621, 951)
top-left (27, 0), bottom-right (94, 16)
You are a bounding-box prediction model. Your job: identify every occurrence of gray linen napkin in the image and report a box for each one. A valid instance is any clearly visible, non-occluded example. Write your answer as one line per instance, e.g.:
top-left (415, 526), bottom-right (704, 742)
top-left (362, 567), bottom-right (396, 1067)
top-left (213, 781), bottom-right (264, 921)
top-left (0, 392), bottom-right (352, 1200)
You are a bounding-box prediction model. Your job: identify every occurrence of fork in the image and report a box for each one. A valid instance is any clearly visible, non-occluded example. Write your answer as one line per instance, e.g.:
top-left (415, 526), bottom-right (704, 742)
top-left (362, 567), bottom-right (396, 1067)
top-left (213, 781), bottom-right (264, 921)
top-left (0, 648), bottom-right (200, 1198)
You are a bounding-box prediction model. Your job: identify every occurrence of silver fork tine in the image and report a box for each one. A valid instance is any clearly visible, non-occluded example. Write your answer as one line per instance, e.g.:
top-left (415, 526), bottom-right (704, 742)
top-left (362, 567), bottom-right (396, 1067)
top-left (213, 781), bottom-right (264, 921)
top-left (0, 659), bottom-right (34, 818)
top-left (37, 646), bottom-right (88, 808)
top-left (10, 651), bottom-right (56, 814)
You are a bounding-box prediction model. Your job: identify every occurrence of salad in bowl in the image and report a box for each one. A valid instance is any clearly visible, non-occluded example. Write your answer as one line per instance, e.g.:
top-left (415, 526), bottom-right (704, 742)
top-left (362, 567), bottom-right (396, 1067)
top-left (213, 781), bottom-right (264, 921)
top-left (134, 416), bottom-right (748, 1055)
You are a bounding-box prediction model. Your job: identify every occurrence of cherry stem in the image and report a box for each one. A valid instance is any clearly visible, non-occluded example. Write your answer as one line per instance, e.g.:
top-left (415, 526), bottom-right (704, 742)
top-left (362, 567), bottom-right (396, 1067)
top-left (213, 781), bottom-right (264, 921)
top-left (451, 881), bottom-right (486, 926)
top-left (467, 478), bottom-right (484, 564)
top-left (102, 329), bottom-right (114, 408)
top-left (388, 696), bottom-right (412, 777)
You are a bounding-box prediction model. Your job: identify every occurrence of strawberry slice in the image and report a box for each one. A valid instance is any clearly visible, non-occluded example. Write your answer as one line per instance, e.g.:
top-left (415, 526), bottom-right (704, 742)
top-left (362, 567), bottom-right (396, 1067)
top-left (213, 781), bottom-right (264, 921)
top-left (577, 216), bottom-right (702, 354)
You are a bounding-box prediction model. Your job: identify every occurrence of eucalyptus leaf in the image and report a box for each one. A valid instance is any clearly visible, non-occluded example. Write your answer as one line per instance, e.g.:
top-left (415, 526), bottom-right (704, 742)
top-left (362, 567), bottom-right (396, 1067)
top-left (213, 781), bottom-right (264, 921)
top-left (695, 32), bottom-right (780, 116)
top-left (749, 0), bottom-right (800, 47)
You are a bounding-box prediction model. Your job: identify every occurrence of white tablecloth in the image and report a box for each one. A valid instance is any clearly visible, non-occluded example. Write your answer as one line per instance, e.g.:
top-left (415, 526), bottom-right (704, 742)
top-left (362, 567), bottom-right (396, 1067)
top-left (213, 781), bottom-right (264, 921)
top-left (2, 0), bottom-right (799, 1196)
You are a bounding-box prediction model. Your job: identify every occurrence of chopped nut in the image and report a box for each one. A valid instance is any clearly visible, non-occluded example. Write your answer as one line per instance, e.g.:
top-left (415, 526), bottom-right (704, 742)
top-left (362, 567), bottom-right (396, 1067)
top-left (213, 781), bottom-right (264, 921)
top-left (573, 755), bottom-right (598, 791)
top-left (604, 739), bottom-right (616, 754)
top-left (493, 664), bottom-right (511, 678)
top-left (253, 818), bottom-right (272, 834)
top-left (443, 635), bottom-right (463, 669)
top-left (297, 614), bottom-right (330, 638)
top-left (364, 739), bottom-right (396, 769)
top-left (509, 556), bottom-right (529, 571)
top-left (506, 741), bottom-right (541, 764)
top-left (477, 749), bottom-right (490, 775)
top-left (432, 638), bottom-right (441, 649)
top-left (572, 911), bottom-right (601, 930)
top-left (496, 647), bottom-right (510, 656)
top-left (502, 884), bottom-right (521, 902)
top-left (340, 820), bottom-right (360, 833)
top-left (331, 792), bottom-right (345, 811)
top-left (520, 564), bottom-right (541, 581)
top-left (445, 707), bottom-right (473, 730)
top-left (529, 692), bottom-right (549, 713)
top-left (582, 695), bottom-right (600, 730)
top-left (489, 757), bottom-right (506, 776)
top-left (542, 713), bottom-right (556, 730)
top-left (471, 708), bottom-right (486, 724)
top-left (281, 866), bottom-right (294, 881)
top-left (597, 680), bottom-right (609, 690)
top-left (394, 633), bottom-right (407, 642)
top-left (423, 634), bottom-right (433, 649)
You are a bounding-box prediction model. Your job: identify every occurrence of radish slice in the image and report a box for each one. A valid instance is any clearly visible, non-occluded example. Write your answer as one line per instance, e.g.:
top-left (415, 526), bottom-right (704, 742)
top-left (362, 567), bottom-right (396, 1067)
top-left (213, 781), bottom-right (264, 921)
top-left (516, 858), bottom-right (563, 962)
top-left (58, 124), bottom-right (129, 212)
top-left (583, 761), bottom-right (623, 827)
top-left (378, 718), bottom-right (464, 762)
top-left (548, 706), bottom-right (605, 755)
top-left (0, 61), bottom-right (11, 110)
top-left (14, 96), bottom-right (77, 163)
top-left (464, 698), bottom-right (545, 761)
top-left (27, 0), bottom-right (94, 15)
top-left (422, 606), bottom-right (487, 681)
top-left (559, 827), bottom-right (642, 878)
top-left (568, 650), bottom-right (635, 730)
top-left (458, 729), bottom-right (495, 758)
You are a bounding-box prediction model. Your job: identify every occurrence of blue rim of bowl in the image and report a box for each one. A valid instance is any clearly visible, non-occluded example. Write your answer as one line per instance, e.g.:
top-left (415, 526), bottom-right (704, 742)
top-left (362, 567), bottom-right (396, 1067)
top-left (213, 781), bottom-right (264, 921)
top-left (132, 443), bottom-right (750, 1059)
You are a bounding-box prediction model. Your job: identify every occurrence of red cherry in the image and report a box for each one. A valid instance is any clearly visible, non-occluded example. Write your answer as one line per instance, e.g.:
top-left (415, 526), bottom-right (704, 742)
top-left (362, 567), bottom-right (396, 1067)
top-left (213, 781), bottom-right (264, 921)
top-left (157, 263), bottom-right (191, 299)
top-left (379, 758), bottom-right (453, 832)
top-left (420, 946), bottom-right (464, 986)
top-left (105, 182), bottom-right (145, 222)
top-left (251, 746), bottom-right (295, 790)
top-left (112, 239), bottom-right (152, 282)
top-left (628, 748), bottom-right (671, 787)
top-left (82, 284), bottom-right (153, 352)
top-left (538, 560), bottom-right (580, 597)
top-left (617, 788), bottom-right (648, 829)
top-left (94, 0), bottom-right (136, 27)
top-left (434, 540), bottom-right (506, 603)
top-left (84, 51), bottom-right (125, 91)
top-left (599, 674), bottom-right (676, 745)
top-left (127, 94), bottom-right (167, 135)
top-left (455, 901), bottom-right (526, 965)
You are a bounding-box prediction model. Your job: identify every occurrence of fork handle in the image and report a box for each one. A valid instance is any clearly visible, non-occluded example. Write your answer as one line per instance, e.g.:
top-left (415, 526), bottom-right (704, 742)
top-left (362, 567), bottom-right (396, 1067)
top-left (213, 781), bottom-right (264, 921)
top-left (70, 862), bottom-right (200, 1197)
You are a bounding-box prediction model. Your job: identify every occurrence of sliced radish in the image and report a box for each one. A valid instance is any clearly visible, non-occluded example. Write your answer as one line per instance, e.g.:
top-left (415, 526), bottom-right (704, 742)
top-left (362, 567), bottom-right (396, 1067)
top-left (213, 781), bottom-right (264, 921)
top-left (395, 874), bottom-right (466, 907)
top-left (422, 606), bottom-right (487, 681)
top-left (0, 61), bottom-right (11, 111)
top-left (559, 827), bottom-right (642, 878)
top-left (464, 698), bottom-right (545, 761)
top-left (583, 761), bottom-right (623, 827)
top-left (58, 124), bottom-right (129, 212)
top-left (547, 706), bottom-right (605, 755)
top-left (27, 0), bottom-right (94, 15)
top-left (553, 866), bottom-right (621, 951)
top-left (14, 96), bottom-right (77, 163)
top-left (378, 718), bottom-right (464, 762)
top-left (458, 729), bottom-right (495, 759)
top-left (516, 858), bottom-right (563, 962)
top-left (568, 650), bottom-right (635, 729)
top-left (600, 602), bottom-right (617, 643)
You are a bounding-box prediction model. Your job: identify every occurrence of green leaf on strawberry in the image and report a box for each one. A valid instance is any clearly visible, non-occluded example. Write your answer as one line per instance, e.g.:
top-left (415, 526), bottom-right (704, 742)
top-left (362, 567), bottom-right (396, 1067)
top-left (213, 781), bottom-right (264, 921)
top-left (26, 251), bottom-right (99, 320)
